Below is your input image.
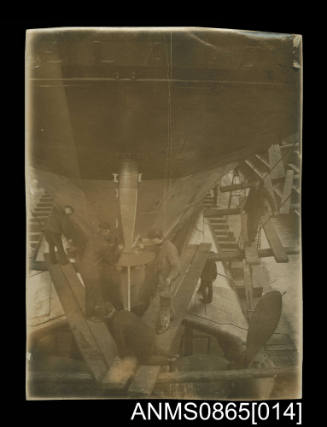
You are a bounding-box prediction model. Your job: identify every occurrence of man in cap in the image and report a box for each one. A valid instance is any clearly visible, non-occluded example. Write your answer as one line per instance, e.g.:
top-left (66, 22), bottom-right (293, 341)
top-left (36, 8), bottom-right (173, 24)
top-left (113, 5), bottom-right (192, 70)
top-left (96, 222), bottom-right (121, 308)
top-left (146, 229), bottom-right (181, 334)
top-left (198, 251), bottom-right (217, 304)
top-left (44, 204), bottom-right (77, 265)
top-left (241, 180), bottom-right (278, 246)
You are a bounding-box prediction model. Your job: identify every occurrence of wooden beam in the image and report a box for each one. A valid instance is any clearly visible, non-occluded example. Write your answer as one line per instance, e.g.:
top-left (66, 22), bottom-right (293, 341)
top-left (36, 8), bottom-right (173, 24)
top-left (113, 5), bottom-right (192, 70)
top-left (45, 255), bottom-right (108, 382)
top-left (29, 371), bottom-right (94, 384)
top-left (261, 215), bottom-right (288, 263)
top-left (220, 182), bottom-right (254, 193)
top-left (204, 207), bottom-right (241, 217)
top-left (255, 154), bottom-right (271, 170)
top-left (280, 170), bottom-right (294, 214)
top-left (244, 160), bottom-right (264, 179)
top-left (280, 143), bottom-right (299, 150)
top-left (241, 212), bottom-right (249, 246)
top-left (156, 366), bottom-right (299, 384)
top-left (61, 263), bottom-right (85, 310)
top-left (29, 366), bottom-right (299, 386)
top-left (268, 144), bottom-right (285, 180)
top-left (263, 175), bottom-right (278, 212)
top-left (127, 245), bottom-right (199, 396)
top-left (243, 260), bottom-right (254, 311)
top-left (128, 243), bottom-right (211, 397)
top-left (207, 220), bottom-right (226, 257)
top-left (211, 247), bottom-right (299, 262)
top-left (61, 263), bottom-right (117, 369)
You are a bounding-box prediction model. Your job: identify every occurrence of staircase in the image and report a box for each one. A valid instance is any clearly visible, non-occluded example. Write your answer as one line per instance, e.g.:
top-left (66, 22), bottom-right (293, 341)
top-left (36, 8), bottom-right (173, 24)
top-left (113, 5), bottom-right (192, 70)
top-left (203, 194), bottom-right (239, 252)
top-left (203, 192), bottom-right (264, 313)
top-left (202, 193), bottom-right (216, 208)
top-left (28, 192), bottom-right (54, 262)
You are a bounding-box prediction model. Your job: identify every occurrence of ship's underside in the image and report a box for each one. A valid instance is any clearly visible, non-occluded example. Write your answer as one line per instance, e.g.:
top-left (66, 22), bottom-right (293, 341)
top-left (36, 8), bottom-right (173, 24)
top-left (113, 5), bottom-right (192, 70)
top-left (27, 28), bottom-right (300, 239)
top-left (27, 28), bottom-right (300, 180)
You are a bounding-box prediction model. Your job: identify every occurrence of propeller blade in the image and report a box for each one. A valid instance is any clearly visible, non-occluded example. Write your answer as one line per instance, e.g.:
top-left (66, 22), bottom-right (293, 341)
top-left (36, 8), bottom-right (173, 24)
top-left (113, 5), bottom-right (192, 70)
top-left (245, 290), bottom-right (282, 366)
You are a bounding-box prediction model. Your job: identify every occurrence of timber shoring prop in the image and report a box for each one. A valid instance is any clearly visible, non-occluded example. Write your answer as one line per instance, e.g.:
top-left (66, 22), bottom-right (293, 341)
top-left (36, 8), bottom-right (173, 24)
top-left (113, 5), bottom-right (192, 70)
top-left (156, 366), bottom-right (299, 384)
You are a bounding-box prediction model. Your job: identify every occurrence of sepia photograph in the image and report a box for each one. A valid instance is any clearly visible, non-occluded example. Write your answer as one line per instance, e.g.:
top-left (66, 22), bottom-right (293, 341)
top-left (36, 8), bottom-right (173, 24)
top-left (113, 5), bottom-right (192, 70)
top-left (25, 27), bottom-right (302, 400)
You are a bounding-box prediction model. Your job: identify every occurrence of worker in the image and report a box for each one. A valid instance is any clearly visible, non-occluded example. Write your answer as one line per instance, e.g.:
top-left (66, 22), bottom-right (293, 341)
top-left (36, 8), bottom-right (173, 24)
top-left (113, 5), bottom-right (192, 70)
top-left (77, 222), bottom-right (121, 318)
top-left (96, 222), bottom-right (120, 265)
top-left (242, 180), bottom-right (278, 245)
top-left (146, 229), bottom-right (181, 334)
top-left (100, 302), bottom-right (178, 365)
top-left (198, 251), bottom-right (217, 304)
top-left (44, 204), bottom-right (77, 265)
top-left (96, 222), bottom-right (122, 309)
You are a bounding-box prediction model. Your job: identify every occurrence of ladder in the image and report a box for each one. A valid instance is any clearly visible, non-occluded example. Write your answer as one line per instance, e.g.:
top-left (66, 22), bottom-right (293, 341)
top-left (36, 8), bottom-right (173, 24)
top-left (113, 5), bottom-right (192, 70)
top-left (28, 191), bottom-right (54, 263)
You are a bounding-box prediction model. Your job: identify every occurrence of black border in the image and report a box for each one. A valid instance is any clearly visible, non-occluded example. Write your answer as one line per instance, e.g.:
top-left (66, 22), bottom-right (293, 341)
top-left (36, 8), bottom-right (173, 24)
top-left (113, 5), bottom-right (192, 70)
top-left (1, 14), bottom-right (309, 421)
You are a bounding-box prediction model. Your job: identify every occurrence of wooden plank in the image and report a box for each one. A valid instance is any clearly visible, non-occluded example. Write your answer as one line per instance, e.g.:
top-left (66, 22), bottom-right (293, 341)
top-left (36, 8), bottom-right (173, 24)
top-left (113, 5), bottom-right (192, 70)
top-left (280, 170), bottom-right (294, 214)
top-left (204, 207), bottom-right (241, 217)
top-left (263, 175), bottom-right (278, 212)
top-left (212, 224), bottom-right (229, 230)
top-left (156, 366), bottom-right (298, 384)
top-left (268, 144), bottom-right (285, 180)
top-left (244, 160), bottom-right (264, 179)
top-left (280, 142), bottom-right (299, 150)
top-left (207, 220), bottom-right (225, 255)
top-left (61, 263), bottom-right (117, 368)
top-left (255, 154), bottom-right (271, 170)
top-left (127, 365), bottom-right (160, 397)
top-left (102, 357), bottom-right (138, 391)
top-left (220, 182), bottom-right (253, 193)
top-left (45, 255), bottom-right (108, 381)
top-left (29, 371), bottom-right (94, 384)
top-left (211, 247), bottom-right (299, 262)
top-left (240, 212), bottom-right (249, 246)
top-left (262, 215), bottom-right (288, 263)
top-left (265, 344), bottom-right (296, 351)
top-left (129, 243), bottom-right (211, 396)
top-left (243, 260), bottom-right (254, 311)
top-left (61, 263), bottom-right (85, 310)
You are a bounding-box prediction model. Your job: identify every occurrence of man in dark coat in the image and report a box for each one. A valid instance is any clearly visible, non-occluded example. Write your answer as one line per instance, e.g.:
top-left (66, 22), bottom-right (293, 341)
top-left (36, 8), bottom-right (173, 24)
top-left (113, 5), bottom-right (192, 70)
top-left (44, 205), bottom-right (77, 265)
top-left (100, 302), bottom-right (178, 365)
top-left (96, 222), bottom-right (121, 309)
top-left (242, 180), bottom-right (278, 244)
top-left (146, 229), bottom-right (181, 334)
top-left (198, 252), bottom-right (217, 304)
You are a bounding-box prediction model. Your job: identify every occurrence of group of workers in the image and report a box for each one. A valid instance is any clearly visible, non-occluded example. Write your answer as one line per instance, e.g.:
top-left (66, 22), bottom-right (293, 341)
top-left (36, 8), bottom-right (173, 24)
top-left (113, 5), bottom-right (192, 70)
top-left (42, 203), bottom-right (218, 366)
top-left (42, 177), bottom-right (275, 367)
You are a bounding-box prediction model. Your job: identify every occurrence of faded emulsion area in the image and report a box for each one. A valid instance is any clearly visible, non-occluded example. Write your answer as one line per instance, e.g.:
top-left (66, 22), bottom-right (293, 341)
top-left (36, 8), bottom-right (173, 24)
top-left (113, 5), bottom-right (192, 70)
top-left (25, 27), bottom-right (302, 400)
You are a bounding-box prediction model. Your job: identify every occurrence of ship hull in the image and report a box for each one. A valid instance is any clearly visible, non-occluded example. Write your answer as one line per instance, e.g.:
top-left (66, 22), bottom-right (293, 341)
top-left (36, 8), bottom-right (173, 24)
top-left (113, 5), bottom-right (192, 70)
top-left (27, 28), bottom-right (300, 181)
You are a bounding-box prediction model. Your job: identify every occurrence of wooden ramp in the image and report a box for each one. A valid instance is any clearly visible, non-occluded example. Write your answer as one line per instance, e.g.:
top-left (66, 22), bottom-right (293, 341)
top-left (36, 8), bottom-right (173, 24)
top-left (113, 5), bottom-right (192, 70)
top-left (262, 215), bottom-right (288, 263)
top-left (128, 243), bottom-right (211, 397)
top-left (45, 255), bottom-right (117, 382)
